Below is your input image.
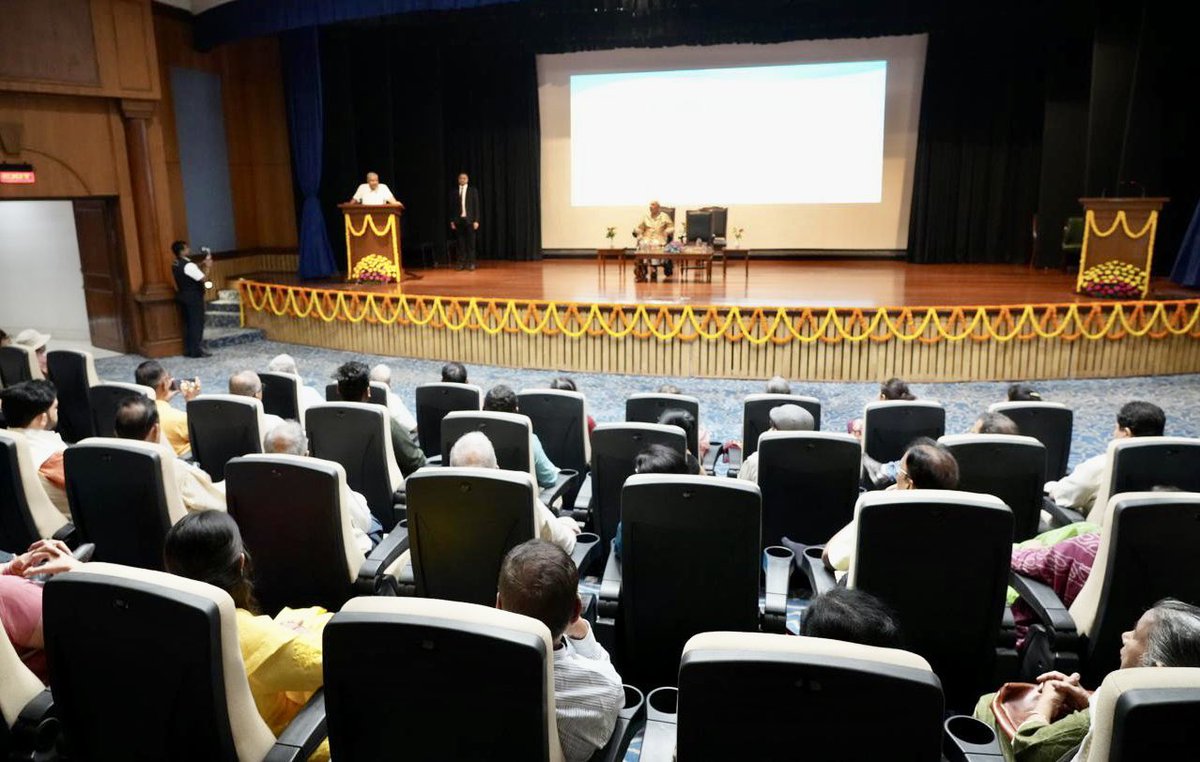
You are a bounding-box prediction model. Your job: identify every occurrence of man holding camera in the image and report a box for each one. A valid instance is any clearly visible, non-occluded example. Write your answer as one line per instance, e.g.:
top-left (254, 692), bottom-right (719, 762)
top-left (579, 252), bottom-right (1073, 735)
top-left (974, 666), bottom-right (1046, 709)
top-left (135, 360), bottom-right (202, 458)
top-left (171, 240), bottom-right (211, 358)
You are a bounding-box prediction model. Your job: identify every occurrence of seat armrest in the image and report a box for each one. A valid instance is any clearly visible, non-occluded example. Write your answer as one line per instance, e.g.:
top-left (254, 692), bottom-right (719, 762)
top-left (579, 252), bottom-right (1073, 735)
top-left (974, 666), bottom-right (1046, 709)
top-left (638, 687), bottom-right (678, 762)
top-left (11, 688), bottom-right (58, 758)
top-left (589, 685), bottom-right (646, 762)
top-left (426, 454), bottom-right (442, 467)
top-left (799, 545), bottom-right (837, 596)
top-left (701, 443), bottom-right (721, 475)
top-left (540, 468), bottom-right (579, 508)
top-left (1041, 496), bottom-right (1085, 528)
top-left (355, 527), bottom-right (409, 595)
top-left (762, 546), bottom-right (792, 621)
top-left (264, 689), bottom-right (327, 762)
top-left (943, 715), bottom-right (1005, 761)
top-left (571, 532), bottom-right (601, 574)
top-left (52, 522), bottom-right (78, 546)
top-left (597, 546), bottom-right (622, 621)
top-left (1009, 572), bottom-right (1077, 635)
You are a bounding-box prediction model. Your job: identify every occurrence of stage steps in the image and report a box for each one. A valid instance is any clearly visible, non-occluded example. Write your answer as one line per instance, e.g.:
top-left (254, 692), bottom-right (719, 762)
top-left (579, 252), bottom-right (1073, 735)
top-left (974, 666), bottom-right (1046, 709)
top-left (204, 289), bottom-right (263, 349)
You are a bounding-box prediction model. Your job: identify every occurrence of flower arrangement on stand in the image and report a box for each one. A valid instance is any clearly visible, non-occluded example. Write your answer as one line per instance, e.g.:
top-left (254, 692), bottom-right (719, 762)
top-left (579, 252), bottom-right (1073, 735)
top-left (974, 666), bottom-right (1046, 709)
top-left (605, 226), bottom-right (617, 247)
top-left (351, 254), bottom-right (401, 284)
top-left (732, 226), bottom-right (745, 246)
top-left (1079, 260), bottom-right (1148, 299)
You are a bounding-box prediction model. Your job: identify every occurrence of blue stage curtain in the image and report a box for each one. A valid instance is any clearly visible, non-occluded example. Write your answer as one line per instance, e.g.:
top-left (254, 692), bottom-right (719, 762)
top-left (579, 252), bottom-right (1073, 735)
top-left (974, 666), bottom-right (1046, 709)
top-left (1170, 200), bottom-right (1200, 288)
top-left (282, 27), bottom-right (338, 281)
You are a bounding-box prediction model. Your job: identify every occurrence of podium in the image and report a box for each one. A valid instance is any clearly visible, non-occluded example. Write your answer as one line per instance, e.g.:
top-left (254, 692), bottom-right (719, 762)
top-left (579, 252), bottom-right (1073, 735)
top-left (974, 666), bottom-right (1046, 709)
top-left (1076, 197), bottom-right (1167, 298)
top-left (339, 203), bottom-right (404, 283)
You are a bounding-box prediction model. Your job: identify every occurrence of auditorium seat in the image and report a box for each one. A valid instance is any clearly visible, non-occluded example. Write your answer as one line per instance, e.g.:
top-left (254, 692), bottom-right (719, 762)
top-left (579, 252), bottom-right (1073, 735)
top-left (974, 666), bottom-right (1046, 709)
top-left (988, 401), bottom-right (1074, 480)
top-left (589, 423), bottom-right (687, 549)
top-left (636, 632), bottom-right (1003, 761)
top-left (1077, 667), bottom-right (1200, 761)
top-left (0, 429), bottom-right (75, 551)
top-left (1091, 436), bottom-right (1200, 521)
top-left (399, 467), bottom-right (598, 604)
top-left (518, 388), bottom-right (591, 510)
top-left (0, 345), bottom-right (41, 387)
top-left (741, 393), bottom-right (822, 457)
top-left (259, 370), bottom-right (303, 424)
top-left (440, 410), bottom-right (577, 506)
top-left (186, 394), bottom-right (266, 480)
top-left (804, 490), bottom-right (1014, 711)
top-left (306, 402), bottom-right (404, 531)
top-left (0, 625), bottom-right (56, 759)
top-left (939, 433), bottom-right (1047, 541)
top-left (322, 596), bottom-right (644, 761)
top-left (413, 382), bottom-right (483, 459)
top-left (324, 380), bottom-right (388, 405)
top-left (757, 431), bottom-right (860, 547)
top-left (42, 562), bottom-right (328, 760)
top-left (64, 438), bottom-right (186, 569)
top-left (862, 400), bottom-right (946, 463)
top-left (598, 474), bottom-right (786, 688)
top-left (625, 393), bottom-right (702, 456)
top-left (45, 348), bottom-right (100, 443)
top-left (88, 381), bottom-right (155, 438)
top-left (1014, 492), bottom-right (1200, 685)
top-left (224, 454), bottom-right (408, 614)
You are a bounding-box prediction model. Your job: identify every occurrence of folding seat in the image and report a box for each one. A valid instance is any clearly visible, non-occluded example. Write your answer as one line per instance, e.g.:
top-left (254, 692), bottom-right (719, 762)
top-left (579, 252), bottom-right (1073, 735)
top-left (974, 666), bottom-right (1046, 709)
top-left (589, 423), bottom-right (687, 549)
top-left (64, 438), bottom-right (187, 569)
top-left (1074, 667), bottom-right (1200, 761)
top-left (224, 454), bottom-right (409, 614)
top-left (0, 345), bottom-right (41, 387)
top-left (1, 616), bottom-right (57, 759)
top-left (305, 402), bottom-right (403, 530)
top-left (862, 400), bottom-right (946, 463)
top-left (598, 475), bottom-right (788, 688)
top-left (45, 348), bottom-right (100, 443)
top-left (0, 429), bottom-right (74, 551)
top-left (259, 370), bottom-right (303, 424)
top-left (186, 394), bottom-right (267, 480)
top-left (636, 632), bottom-right (1004, 761)
top-left (42, 563), bottom-right (328, 760)
top-left (399, 467), bottom-right (599, 605)
top-left (741, 393), bottom-right (822, 458)
top-left (413, 381), bottom-right (483, 458)
top-left (1013, 492), bottom-right (1200, 684)
top-left (625, 393), bottom-right (702, 457)
top-left (756, 431), bottom-right (860, 548)
top-left (87, 381), bottom-right (154, 438)
top-left (804, 490), bottom-right (1014, 710)
top-left (518, 388), bottom-right (591, 511)
top-left (441, 410), bottom-right (577, 506)
top-left (940, 433), bottom-right (1047, 541)
top-left (323, 380), bottom-right (388, 405)
top-left (989, 401), bottom-right (1073, 480)
top-left (322, 597), bottom-right (644, 761)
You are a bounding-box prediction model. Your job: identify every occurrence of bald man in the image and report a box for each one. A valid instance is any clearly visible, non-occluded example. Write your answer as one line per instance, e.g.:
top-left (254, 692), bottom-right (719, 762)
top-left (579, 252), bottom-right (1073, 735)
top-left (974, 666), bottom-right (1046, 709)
top-left (228, 370), bottom-right (286, 433)
top-left (351, 172), bottom-right (401, 206)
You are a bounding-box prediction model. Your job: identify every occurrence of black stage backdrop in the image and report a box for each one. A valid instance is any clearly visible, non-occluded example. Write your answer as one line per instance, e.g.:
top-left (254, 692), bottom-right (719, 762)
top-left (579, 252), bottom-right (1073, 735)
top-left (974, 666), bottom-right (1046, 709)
top-left (320, 26), bottom-right (541, 264)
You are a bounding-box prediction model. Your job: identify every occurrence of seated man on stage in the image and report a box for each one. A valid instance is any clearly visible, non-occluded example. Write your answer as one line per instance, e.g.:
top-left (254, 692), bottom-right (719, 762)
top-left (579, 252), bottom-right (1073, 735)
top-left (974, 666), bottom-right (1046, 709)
top-left (350, 171), bottom-right (402, 206)
top-left (634, 200), bottom-right (675, 281)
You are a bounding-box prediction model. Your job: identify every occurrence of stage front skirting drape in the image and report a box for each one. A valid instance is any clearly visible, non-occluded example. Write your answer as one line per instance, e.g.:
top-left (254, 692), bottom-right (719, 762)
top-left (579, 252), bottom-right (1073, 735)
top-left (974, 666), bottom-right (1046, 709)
top-left (320, 26), bottom-right (541, 265)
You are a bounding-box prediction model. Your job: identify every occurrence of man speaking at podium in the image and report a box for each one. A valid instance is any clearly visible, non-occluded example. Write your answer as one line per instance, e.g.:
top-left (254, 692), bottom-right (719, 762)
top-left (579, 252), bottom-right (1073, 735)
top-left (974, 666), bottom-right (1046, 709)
top-left (450, 171), bottom-right (480, 271)
top-left (350, 171), bottom-right (402, 206)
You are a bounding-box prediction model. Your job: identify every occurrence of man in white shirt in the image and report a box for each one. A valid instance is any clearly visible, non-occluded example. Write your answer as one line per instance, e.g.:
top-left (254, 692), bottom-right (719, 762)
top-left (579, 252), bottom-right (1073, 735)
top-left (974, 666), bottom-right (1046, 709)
top-left (0, 379), bottom-right (70, 517)
top-left (497, 539), bottom-right (625, 762)
top-left (350, 172), bottom-right (401, 206)
top-left (369, 363), bottom-right (418, 434)
top-left (228, 370), bottom-right (286, 433)
top-left (171, 240), bottom-right (211, 358)
top-left (449, 172), bottom-right (480, 271)
top-left (266, 353), bottom-right (325, 414)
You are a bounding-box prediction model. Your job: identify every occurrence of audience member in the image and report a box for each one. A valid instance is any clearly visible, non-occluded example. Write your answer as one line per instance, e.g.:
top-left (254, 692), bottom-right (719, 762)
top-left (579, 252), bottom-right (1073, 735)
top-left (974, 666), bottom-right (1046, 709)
top-left (1008, 382), bottom-right (1043, 402)
top-left (550, 376), bottom-right (596, 434)
top-left (228, 370), bottom-right (286, 433)
top-left (483, 384), bottom-right (560, 489)
top-left (441, 361), bottom-right (468, 384)
top-left (736, 404), bottom-right (815, 484)
top-left (13, 329), bottom-right (50, 376)
top-left (1046, 401), bottom-right (1165, 518)
top-left (1, 539), bottom-right (81, 681)
top-left (496, 539), bottom-right (624, 761)
top-left (971, 411), bottom-right (1020, 435)
top-left (974, 599), bottom-right (1200, 762)
top-left (163, 511), bottom-right (332, 761)
top-left (334, 361), bottom-right (426, 477)
top-left (800, 588), bottom-right (904, 649)
top-left (765, 375), bottom-right (792, 395)
top-left (0, 380), bottom-right (69, 515)
top-left (612, 444), bottom-right (691, 560)
top-left (847, 418), bottom-right (864, 441)
top-left (864, 411), bottom-right (1016, 490)
top-left (448, 431), bottom-right (579, 552)
top-left (135, 359), bottom-right (201, 457)
top-left (369, 363), bottom-right (418, 433)
top-left (879, 377), bottom-right (917, 401)
top-left (114, 395), bottom-right (226, 514)
top-left (657, 409), bottom-right (704, 475)
top-left (0, 328), bottom-right (9, 346)
top-left (823, 439), bottom-right (959, 572)
top-left (262, 421), bottom-right (381, 551)
top-left (266, 353), bottom-right (325, 413)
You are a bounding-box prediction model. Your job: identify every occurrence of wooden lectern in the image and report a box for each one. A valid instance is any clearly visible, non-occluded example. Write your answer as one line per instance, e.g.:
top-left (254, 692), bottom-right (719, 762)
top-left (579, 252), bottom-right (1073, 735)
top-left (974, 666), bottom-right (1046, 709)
top-left (1076, 197), bottom-right (1167, 298)
top-left (338, 203), bottom-right (404, 282)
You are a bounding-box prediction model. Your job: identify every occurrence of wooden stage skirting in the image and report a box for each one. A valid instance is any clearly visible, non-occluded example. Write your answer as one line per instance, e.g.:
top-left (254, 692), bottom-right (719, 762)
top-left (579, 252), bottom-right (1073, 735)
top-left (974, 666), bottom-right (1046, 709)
top-left (236, 260), bottom-right (1200, 382)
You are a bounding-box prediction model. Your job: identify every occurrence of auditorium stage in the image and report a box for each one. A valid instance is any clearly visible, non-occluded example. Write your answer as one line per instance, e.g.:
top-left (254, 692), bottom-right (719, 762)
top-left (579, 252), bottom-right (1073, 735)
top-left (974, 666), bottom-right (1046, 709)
top-left (235, 259), bottom-right (1200, 382)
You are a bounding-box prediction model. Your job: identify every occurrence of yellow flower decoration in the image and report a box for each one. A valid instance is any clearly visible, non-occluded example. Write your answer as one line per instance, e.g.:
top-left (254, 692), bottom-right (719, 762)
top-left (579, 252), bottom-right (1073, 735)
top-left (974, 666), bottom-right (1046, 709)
top-left (351, 254), bottom-right (401, 283)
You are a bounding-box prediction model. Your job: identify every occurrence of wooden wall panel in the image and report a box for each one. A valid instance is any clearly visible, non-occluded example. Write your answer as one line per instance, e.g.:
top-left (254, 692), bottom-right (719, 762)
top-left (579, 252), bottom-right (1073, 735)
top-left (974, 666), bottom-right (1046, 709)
top-left (0, 93), bottom-right (124, 197)
top-left (0, 0), bottom-right (100, 86)
top-left (111, 0), bottom-right (156, 93)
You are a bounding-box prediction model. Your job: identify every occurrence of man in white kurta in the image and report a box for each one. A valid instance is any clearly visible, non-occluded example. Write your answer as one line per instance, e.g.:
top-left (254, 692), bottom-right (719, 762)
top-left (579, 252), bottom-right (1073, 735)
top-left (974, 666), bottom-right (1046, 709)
top-left (350, 172), bottom-right (401, 206)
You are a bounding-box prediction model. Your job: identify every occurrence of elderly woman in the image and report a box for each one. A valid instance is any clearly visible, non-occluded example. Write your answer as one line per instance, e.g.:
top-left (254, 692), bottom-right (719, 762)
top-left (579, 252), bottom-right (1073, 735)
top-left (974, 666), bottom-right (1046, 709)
top-left (973, 599), bottom-right (1200, 762)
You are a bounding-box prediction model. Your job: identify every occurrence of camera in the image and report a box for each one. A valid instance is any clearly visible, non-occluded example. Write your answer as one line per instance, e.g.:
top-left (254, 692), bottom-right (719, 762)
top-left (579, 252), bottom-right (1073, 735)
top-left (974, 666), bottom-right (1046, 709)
top-left (169, 377), bottom-right (199, 392)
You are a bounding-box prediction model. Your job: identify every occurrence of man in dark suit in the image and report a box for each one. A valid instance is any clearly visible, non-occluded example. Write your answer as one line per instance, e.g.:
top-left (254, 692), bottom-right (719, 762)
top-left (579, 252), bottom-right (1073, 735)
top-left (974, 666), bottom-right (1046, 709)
top-left (450, 171), bottom-right (481, 271)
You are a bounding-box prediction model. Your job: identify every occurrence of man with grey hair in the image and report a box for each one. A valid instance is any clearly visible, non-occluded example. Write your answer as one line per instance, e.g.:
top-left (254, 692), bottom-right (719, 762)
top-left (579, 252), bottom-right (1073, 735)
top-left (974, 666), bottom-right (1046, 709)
top-left (262, 421), bottom-right (381, 552)
top-left (267, 353), bottom-right (324, 413)
top-left (369, 363), bottom-right (418, 434)
top-left (765, 376), bottom-right (792, 395)
top-left (736, 404), bottom-right (815, 484)
top-left (350, 171), bottom-right (401, 206)
top-left (449, 431), bottom-right (581, 553)
top-left (228, 370), bottom-right (286, 433)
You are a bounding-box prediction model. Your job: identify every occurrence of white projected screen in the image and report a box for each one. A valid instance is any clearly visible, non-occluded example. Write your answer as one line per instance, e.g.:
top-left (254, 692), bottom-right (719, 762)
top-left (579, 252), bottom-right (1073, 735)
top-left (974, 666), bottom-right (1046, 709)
top-left (570, 61), bottom-right (887, 207)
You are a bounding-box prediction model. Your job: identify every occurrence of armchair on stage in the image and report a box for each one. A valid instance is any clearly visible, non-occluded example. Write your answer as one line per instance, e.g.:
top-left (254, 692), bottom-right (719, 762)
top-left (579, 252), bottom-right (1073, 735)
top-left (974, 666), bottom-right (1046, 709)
top-left (1075, 197), bottom-right (1167, 299)
top-left (339, 203), bottom-right (404, 283)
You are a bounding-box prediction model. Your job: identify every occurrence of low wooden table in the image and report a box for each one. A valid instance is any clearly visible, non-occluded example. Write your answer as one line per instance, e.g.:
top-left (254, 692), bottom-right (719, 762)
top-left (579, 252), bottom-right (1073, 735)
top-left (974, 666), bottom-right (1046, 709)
top-left (722, 248), bottom-right (751, 279)
top-left (596, 247), bottom-right (626, 274)
top-left (633, 250), bottom-right (715, 282)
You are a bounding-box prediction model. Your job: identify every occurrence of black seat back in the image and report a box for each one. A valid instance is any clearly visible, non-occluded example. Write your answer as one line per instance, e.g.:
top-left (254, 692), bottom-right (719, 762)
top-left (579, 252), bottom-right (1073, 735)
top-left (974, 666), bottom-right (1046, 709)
top-left (0, 431), bottom-right (41, 551)
top-left (590, 424), bottom-right (687, 548)
top-left (989, 402), bottom-right (1074, 480)
top-left (324, 381), bottom-right (387, 406)
top-left (940, 434), bottom-right (1047, 541)
top-left (306, 403), bottom-right (400, 531)
top-left (45, 350), bottom-right (96, 443)
top-left (862, 401), bottom-right (946, 463)
top-left (1107, 438), bottom-right (1200, 499)
top-left (440, 411), bottom-right (533, 476)
top-left (414, 383), bottom-right (483, 458)
top-left (742, 394), bottom-right (822, 457)
top-left (517, 389), bottom-right (589, 474)
top-left (88, 382), bottom-right (153, 439)
top-left (259, 371), bottom-right (301, 422)
top-left (625, 394), bottom-right (701, 455)
top-left (186, 395), bottom-right (264, 481)
top-left (1099, 671), bottom-right (1200, 762)
top-left (757, 432), bottom-right (860, 546)
top-left (0, 346), bottom-right (36, 387)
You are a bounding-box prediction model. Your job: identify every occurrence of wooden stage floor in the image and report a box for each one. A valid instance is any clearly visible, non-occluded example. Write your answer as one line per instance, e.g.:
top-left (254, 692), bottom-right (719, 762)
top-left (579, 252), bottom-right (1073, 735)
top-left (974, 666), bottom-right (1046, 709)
top-left (249, 259), bottom-right (1192, 309)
